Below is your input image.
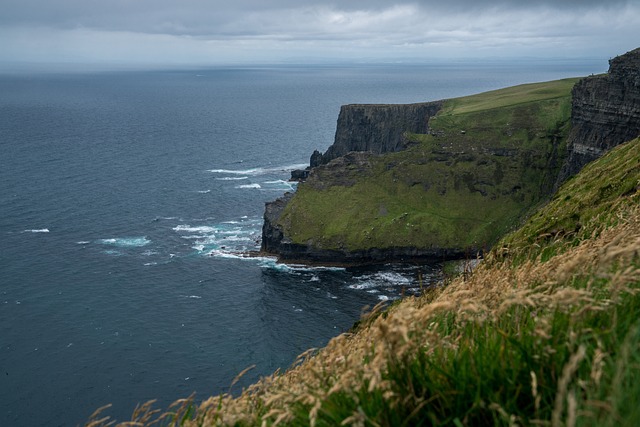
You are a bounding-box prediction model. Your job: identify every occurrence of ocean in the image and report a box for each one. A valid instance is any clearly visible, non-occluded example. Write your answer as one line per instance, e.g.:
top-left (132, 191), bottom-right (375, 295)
top-left (0, 60), bottom-right (605, 426)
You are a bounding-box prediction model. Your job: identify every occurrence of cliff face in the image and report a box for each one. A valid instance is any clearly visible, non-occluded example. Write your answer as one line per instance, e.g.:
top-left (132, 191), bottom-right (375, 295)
top-left (320, 101), bottom-right (443, 164)
top-left (262, 48), bottom-right (640, 265)
top-left (557, 48), bottom-right (640, 183)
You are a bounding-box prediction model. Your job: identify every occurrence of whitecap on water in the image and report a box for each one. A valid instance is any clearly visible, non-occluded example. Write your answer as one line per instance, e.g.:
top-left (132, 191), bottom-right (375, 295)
top-left (23, 228), bottom-right (49, 233)
top-left (172, 225), bottom-right (218, 234)
top-left (174, 217), bottom-right (262, 258)
top-left (207, 163), bottom-right (307, 177)
top-left (262, 180), bottom-right (297, 191)
top-left (348, 270), bottom-right (414, 294)
top-left (235, 183), bottom-right (261, 189)
top-left (215, 176), bottom-right (249, 181)
top-left (257, 258), bottom-right (346, 273)
top-left (206, 250), bottom-right (247, 259)
top-left (97, 237), bottom-right (151, 247)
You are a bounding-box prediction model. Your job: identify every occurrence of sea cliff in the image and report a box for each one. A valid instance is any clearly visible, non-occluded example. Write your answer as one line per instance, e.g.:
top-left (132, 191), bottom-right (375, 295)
top-left (556, 47), bottom-right (640, 184)
top-left (320, 101), bottom-right (443, 164)
top-left (262, 48), bottom-right (640, 265)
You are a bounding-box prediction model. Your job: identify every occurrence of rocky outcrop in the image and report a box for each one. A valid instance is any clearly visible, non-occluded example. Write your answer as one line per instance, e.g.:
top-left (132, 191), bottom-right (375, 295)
top-left (320, 101), bottom-right (443, 164)
top-left (290, 101), bottom-right (443, 180)
top-left (557, 48), bottom-right (640, 184)
top-left (261, 192), bottom-right (294, 255)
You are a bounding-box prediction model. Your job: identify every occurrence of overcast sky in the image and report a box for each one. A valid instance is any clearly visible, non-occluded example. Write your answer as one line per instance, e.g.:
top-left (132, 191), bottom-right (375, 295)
top-left (1, 0), bottom-right (638, 68)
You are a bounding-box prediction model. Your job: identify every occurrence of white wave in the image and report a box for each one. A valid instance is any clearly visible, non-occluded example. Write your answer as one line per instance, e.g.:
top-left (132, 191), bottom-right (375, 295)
top-left (348, 282), bottom-right (378, 290)
top-left (215, 176), bottom-right (249, 181)
top-left (183, 295), bottom-right (202, 299)
top-left (378, 295), bottom-right (392, 301)
top-left (173, 225), bottom-right (217, 233)
top-left (196, 190), bottom-right (211, 194)
top-left (359, 271), bottom-right (412, 286)
top-left (103, 250), bottom-right (123, 256)
top-left (235, 183), bottom-right (261, 189)
top-left (24, 228), bottom-right (49, 233)
top-left (76, 241), bottom-right (90, 245)
top-left (258, 258), bottom-right (345, 272)
top-left (263, 180), bottom-right (297, 191)
top-left (222, 235), bottom-right (253, 242)
top-left (208, 163), bottom-right (308, 177)
top-left (98, 237), bottom-right (151, 247)
top-left (206, 249), bottom-right (247, 259)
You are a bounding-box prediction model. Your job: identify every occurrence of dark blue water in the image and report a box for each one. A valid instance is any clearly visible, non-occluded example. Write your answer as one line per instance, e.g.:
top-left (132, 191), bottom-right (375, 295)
top-left (0, 60), bottom-right (605, 426)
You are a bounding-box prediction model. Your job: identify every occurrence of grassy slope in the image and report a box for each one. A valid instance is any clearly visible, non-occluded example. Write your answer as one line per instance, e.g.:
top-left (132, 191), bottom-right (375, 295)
top-left (279, 79), bottom-right (578, 252)
top-left (91, 138), bottom-right (640, 426)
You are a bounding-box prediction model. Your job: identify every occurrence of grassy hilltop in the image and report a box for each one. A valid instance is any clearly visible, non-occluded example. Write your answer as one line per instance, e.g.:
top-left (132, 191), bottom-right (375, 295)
top-left (90, 136), bottom-right (640, 425)
top-left (278, 79), bottom-right (578, 254)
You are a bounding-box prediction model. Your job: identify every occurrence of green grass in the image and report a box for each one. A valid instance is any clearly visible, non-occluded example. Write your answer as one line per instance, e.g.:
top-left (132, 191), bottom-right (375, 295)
top-left (278, 79), bottom-right (576, 253)
top-left (440, 78), bottom-right (580, 115)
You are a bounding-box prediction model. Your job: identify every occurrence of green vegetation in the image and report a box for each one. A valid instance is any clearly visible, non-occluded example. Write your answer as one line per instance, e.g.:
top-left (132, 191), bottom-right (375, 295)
top-left (278, 79), bottom-right (578, 252)
top-left (88, 138), bottom-right (640, 426)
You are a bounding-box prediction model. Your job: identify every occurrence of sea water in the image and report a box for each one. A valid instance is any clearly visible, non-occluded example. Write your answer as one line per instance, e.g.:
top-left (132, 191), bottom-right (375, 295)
top-left (0, 60), bottom-right (605, 426)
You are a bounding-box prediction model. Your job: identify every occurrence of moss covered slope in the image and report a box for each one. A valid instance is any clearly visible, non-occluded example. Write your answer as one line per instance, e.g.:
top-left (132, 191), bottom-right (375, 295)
top-left (278, 79), bottom-right (578, 254)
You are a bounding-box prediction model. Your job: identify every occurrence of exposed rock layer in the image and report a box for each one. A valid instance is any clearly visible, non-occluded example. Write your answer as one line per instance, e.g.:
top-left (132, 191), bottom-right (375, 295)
top-left (321, 101), bottom-right (443, 164)
top-left (557, 48), bottom-right (640, 184)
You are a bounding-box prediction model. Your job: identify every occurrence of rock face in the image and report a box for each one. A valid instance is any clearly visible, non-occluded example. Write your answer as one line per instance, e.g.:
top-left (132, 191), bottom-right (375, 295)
top-left (261, 192), bottom-right (294, 255)
top-left (557, 48), bottom-right (640, 184)
top-left (320, 101), bottom-right (443, 164)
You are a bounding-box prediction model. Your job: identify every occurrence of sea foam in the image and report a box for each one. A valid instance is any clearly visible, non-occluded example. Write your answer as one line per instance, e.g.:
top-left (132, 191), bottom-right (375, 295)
top-left (98, 237), bottom-right (151, 247)
top-left (208, 163), bottom-right (307, 177)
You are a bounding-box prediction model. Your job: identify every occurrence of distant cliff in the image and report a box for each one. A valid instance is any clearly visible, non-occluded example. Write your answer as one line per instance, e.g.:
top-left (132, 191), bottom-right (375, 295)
top-left (557, 47), bottom-right (640, 184)
top-left (318, 101), bottom-right (443, 165)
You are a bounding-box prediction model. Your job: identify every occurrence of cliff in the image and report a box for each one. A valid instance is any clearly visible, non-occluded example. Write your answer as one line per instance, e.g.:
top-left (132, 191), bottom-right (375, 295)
top-left (319, 101), bottom-right (443, 164)
top-left (263, 48), bottom-right (640, 265)
top-left (557, 47), bottom-right (640, 183)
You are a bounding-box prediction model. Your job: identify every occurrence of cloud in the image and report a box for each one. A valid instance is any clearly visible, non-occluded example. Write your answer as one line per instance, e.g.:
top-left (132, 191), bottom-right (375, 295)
top-left (1, 0), bottom-right (638, 67)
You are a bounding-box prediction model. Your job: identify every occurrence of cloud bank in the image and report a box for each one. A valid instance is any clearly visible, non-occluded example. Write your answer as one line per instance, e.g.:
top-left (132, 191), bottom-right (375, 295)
top-left (1, 0), bottom-right (638, 68)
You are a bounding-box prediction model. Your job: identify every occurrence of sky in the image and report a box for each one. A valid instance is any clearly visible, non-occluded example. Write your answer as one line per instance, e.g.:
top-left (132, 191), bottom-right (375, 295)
top-left (1, 0), bottom-right (638, 69)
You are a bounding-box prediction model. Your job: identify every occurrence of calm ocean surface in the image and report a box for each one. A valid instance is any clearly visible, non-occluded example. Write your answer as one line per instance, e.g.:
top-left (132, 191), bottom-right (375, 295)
top-left (0, 60), bottom-right (604, 426)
